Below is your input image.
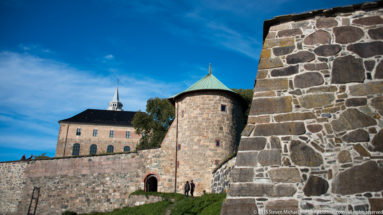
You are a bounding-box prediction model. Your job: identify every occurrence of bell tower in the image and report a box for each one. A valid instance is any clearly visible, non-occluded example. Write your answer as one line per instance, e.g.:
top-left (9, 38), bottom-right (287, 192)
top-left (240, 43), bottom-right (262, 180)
top-left (107, 87), bottom-right (123, 111)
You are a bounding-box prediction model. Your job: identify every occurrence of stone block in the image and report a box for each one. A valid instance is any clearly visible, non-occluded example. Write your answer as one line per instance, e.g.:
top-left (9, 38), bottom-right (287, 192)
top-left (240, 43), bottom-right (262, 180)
top-left (371, 96), bottom-right (383, 115)
top-left (248, 116), bottom-right (270, 124)
top-left (277, 28), bottom-right (303, 37)
top-left (294, 72), bottom-right (324, 88)
top-left (303, 176), bottom-right (329, 196)
top-left (349, 81), bottom-right (383, 96)
top-left (221, 198), bottom-right (257, 215)
top-left (286, 51), bottom-right (315, 64)
top-left (375, 60), bottom-right (383, 79)
top-left (353, 144), bottom-right (371, 157)
top-left (257, 150), bottom-right (281, 166)
top-left (345, 98), bottom-right (367, 107)
top-left (316, 17), bottom-right (338, 28)
top-left (265, 200), bottom-right (299, 215)
top-left (264, 38), bottom-right (295, 49)
top-left (353, 16), bottom-right (383, 26)
top-left (238, 137), bottom-right (267, 151)
top-left (229, 183), bottom-right (296, 197)
top-left (334, 26), bottom-right (364, 44)
top-left (253, 122), bottom-right (306, 136)
top-left (372, 129), bottom-right (383, 152)
top-left (236, 152), bottom-right (258, 166)
top-left (303, 30), bottom-right (331, 45)
top-left (331, 109), bottom-right (376, 132)
top-left (271, 65), bottom-right (298, 77)
top-left (368, 27), bottom-right (383, 40)
top-left (290, 140), bottom-right (323, 167)
top-left (269, 168), bottom-right (301, 183)
top-left (369, 198), bottom-right (383, 212)
top-left (270, 136), bottom-right (281, 149)
top-left (306, 86), bottom-right (337, 93)
top-left (274, 112), bottom-right (316, 122)
top-left (231, 168), bottom-right (254, 182)
top-left (348, 42), bottom-right (383, 58)
top-left (254, 78), bottom-right (289, 92)
top-left (314, 44), bottom-right (341, 56)
top-left (241, 125), bottom-right (254, 136)
top-left (253, 91), bottom-right (275, 97)
top-left (332, 55), bottom-right (364, 84)
top-left (307, 124), bottom-right (323, 133)
top-left (364, 60), bottom-right (376, 71)
top-left (338, 150), bottom-right (352, 163)
top-left (260, 48), bottom-right (271, 58)
top-left (250, 96), bottom-right (292, 115)
top-left (258, 58), bottom-right (283, 69)
top-left (304, 63), bottom-right (328, 71)
top-left (298, 93), bottom-right (335, 108)
top-left (342, 129), bottom-right (369, 142)
top-left (332, 161), bottom-right (383, 195)
top-left (273, 46), bottom-right (295, 56)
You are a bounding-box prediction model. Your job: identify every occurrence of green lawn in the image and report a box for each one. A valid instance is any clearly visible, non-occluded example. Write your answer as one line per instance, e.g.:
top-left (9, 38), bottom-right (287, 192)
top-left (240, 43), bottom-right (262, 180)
top-left (63, 191), bottom-right (226, 215)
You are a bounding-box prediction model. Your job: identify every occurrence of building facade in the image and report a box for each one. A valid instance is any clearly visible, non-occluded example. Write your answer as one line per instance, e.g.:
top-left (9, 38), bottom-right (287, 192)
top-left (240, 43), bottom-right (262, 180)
top-left (55, 88), bottom-right (141, 157)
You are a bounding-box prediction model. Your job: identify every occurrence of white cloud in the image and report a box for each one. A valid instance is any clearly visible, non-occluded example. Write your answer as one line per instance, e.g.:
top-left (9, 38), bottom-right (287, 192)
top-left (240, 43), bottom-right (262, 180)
top-left (104, 54), bottom-right (115, 60)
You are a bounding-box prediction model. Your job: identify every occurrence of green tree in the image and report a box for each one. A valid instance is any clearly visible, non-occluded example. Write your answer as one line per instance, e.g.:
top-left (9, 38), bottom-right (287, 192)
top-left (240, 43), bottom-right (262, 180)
top-left (32, 153), bottom-right (50, 160)
top-left (232, 88), bottom-right (254, 125)
top-left (133, 97), bottom-right (175, 150)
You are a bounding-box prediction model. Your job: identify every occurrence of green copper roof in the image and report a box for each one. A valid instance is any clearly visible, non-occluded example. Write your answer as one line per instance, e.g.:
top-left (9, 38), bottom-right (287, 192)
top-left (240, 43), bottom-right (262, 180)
top-left (171, 73), bottom-right (235, 99)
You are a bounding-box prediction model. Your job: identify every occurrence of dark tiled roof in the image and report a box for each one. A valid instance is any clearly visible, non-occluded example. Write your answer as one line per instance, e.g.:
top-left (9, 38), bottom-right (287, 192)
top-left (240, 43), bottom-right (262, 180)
top-left (59, 109), bottom-right (137, 126)
top-left (263, 1), bottom-right (383, 40)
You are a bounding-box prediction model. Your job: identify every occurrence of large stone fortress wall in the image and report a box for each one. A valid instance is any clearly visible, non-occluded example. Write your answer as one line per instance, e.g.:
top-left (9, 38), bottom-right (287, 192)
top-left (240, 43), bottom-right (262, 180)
top-left (222, 2), bottom-right (383, 214)
top-left (174, 91), bottom-right (244, 194)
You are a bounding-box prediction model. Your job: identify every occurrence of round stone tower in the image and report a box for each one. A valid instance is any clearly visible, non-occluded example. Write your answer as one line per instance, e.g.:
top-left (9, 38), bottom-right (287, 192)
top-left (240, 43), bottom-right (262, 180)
top-left (169, 66), bottom-right (245, 194)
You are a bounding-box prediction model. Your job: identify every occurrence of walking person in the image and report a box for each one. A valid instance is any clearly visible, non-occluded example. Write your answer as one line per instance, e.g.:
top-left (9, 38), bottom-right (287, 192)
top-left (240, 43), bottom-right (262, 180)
top-left (190, 180), bottom-right (195, 197)
top-left (184, 181), bottom-right (190, 197)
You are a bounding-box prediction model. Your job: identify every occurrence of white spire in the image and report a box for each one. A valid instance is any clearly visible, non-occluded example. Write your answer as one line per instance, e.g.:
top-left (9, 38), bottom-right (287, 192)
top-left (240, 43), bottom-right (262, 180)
top-left (108, 87), bottom-right (123, 111)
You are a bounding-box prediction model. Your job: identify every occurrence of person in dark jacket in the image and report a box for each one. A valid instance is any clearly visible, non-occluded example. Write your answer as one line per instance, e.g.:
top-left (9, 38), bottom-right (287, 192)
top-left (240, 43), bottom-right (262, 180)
top-left (184, 181), bottom-right (190, 197)
top-left (190, 180), bottom-right (195, 197)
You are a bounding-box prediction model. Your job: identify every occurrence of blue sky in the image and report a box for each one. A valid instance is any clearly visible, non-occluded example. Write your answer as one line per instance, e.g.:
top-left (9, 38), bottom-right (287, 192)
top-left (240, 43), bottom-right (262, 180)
top-left (0, 0), bottom-right (368, 161)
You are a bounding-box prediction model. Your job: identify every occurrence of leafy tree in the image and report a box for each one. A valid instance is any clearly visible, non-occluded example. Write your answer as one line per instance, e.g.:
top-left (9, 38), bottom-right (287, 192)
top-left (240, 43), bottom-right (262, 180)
top-left (232, 88), bottom-right (254, 125)
top-left (32, 153), bottom-right (50, 160)
top-left (133, 97), bottom-right (175, 150)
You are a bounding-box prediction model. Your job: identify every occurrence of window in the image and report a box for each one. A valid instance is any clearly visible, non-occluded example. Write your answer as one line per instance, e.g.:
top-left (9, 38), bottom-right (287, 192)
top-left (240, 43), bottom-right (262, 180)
top-left (76, 128), bottom-right (81, 136)
top-left (107, 145), bottom-right (114, 153)
top-left (124, 146), bottom-right (131, 152)
top-left (90, 144), bottom-right (97, 155)
top-left (177, 144), bottom-right (181, 151)
top-left (109, 130), bottom-right (114, 138)
top-left (72, 143), bottom-right (80, 156)
top-left (216, 139), bottom-right (220, 147)
top-left (126, 131), bottom-right (131, 139)
top-left (93, 129), bottom-right (98, 137)
top-left (221, 104), bottom-right (227, 112)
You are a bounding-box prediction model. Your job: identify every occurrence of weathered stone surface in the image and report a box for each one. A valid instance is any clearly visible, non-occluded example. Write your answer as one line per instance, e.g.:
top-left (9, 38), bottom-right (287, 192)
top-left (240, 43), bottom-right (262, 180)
top-left (304, 30), bottom-right (331, 45)
top-left (253, 91), bottom-right (275, 97)
top-left (316, 17), bottom-right (338, 28)
top-left (332, 161), bottom-right (383, 195)
top-left (331, 55), bottom-right (365, 84)
top-left (253, 122), bottom-right (306, 136)
top-left (248, 116), bottom-right (270, 124)
top-left (338, 150), bottom-right (352, 163)
top-left (221, 198), bottom-right (257, 215)
top-left (290, 140), bottom-right (323, 167)
top-left (277, 28), bottom-right (303, 37)
top-left (306, 86), bottom-right (337, 93)
top-left (364, 60), bottom-right (376, 71)
top-left (255, 78), bottom-right (289, 92)
top-left (286, 51), bottom-right (315, 64)
top-left (372, 129), bottom-right (383, 152)
top-left (294, 72), bottom-right (324, 88)
top-left (258, 57), bottom-right (283, 69)
top-left (331, 109), bottom-right (377, 132)
top-left (345, 98), bottom-right (367, 107)
top-left (307, 124), bottom-right (323, 133)
top-left (229, 183), bottom-right (296, 197)
top-left (349, 81), bottom-right (383, 96)
top-left (353, 16), bottom-right (383, 26)
top-left (375, 61), bottom-right (383, 79)
top-left (265, 200), bottom-right (299, 215)
top-left (298, 93), bottom-right (335, 108)
top-left (368, 27), bottom-right (383, 40)
top-left (250, 97), bottom-right (292, 115)
top-left (236, 152), bottom-right (258, 166)
top-left (264, 38), bottom-right (295, 48)
top-left (274, 112), bottom-right (316, 122)
top-left (353, 144), bottom-right (371, 157)
top-left (273, 46), bottom-right (295, 56)
top-left (260, 48), bottom-right (271, 58)
top-left (334, 26), bottom-right (364, 44)
top-left (369, 198), bottom-right (383, 212)
top-left (269, 168), bottom-right (301, 183)
top-left (257, 150), bottom-right (281, 166)
top-left (303, 176), bottom-right (329, 196)
top-left (342, 129), bottom-right (370, 142)
top-left (231, 168), bottom-right (254, 182)
top-left (270, 136), bottom-right (281, 149)
top-left (271, 65), bottom-right (298, 77)
top-left (241, 125), bottom-right (254, 136)
top-left (314, 44), bottom-right (341, 56)
top-left (304, 63), bottom-right (328, 71)
top-left (347, 42), bottom-right (383, 58)
top-left (238, 137), bottom-right (267, 151)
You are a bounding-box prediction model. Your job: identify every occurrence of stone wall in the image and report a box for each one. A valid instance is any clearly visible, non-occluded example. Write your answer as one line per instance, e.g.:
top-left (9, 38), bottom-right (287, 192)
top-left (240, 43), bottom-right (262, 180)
top-left (222, 3), bottom-right (383, 215)
top-left (0, 150), bottom-right (163, 215)
top-left (211, 156), bottom-right (236, 194)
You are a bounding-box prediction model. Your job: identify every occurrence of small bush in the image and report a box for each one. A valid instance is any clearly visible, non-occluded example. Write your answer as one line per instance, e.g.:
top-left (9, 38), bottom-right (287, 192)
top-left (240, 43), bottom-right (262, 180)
top-left (62, 211), bottom-right (77, 215)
